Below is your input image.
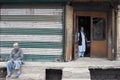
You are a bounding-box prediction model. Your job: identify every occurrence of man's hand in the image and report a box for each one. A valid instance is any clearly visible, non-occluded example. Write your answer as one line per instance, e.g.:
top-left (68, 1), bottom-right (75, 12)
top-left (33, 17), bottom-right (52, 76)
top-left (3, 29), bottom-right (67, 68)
top-left (10, 59), bottom-right (14, 63)
top-left (12, 60), bottom-right (14, 63)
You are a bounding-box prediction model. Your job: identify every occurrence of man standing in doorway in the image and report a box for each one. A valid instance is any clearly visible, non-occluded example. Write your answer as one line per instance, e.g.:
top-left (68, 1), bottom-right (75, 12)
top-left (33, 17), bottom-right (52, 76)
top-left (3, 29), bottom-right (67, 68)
top-left (78, 27), bottom-right (86, 57)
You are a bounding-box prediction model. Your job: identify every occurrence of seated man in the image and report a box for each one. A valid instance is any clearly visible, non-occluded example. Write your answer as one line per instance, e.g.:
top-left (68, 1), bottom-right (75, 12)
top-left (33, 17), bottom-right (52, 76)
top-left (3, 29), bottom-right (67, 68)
top-left (7, 43), bottom-right (23, 78)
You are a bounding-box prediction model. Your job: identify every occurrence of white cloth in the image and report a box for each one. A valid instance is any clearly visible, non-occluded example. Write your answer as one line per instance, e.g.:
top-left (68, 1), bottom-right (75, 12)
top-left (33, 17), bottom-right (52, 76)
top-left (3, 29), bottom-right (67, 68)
top-left (78, 32), bottom-right (86, 56)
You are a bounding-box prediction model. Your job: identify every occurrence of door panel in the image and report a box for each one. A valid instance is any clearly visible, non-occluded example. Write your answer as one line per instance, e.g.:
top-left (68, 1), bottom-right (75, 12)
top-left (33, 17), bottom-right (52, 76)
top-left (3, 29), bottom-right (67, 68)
top-left (91, 12), bottom-right (107, 57)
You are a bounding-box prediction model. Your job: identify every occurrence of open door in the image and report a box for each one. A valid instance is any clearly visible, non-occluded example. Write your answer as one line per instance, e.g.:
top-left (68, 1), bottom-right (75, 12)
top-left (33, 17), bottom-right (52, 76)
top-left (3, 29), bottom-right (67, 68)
top-left (73, 14), bottom-right (79, 59)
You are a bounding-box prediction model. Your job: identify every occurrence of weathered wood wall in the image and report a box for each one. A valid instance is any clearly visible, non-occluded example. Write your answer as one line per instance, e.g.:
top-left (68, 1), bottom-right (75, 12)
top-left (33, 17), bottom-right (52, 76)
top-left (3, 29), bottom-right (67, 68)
top-left (0, 4), bottom-right (64, 61)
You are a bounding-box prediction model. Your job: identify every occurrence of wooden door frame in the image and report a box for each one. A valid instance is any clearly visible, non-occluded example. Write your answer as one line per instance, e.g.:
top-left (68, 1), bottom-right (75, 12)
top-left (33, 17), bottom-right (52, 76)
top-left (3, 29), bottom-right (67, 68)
top-left (73, 12), bottom-right (79, 60)
top-left (73, 11), bottom-right (108, 58)
top-left (108, 9), bottom-right (117, 60)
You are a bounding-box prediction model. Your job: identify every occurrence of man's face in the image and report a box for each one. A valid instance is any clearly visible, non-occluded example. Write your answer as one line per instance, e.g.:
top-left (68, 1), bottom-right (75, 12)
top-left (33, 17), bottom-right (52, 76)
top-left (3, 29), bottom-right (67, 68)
top-left (14, 45), bottom-right (19, 49)
top-left (81, 27), bottom-right (84, 32)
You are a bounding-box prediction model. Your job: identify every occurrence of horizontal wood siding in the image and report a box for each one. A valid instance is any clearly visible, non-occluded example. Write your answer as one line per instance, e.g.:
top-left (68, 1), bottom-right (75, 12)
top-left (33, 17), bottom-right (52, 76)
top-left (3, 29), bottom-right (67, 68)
top-left (0, 4), bottom-right (64, 61)
top-left (0, 28), bottom-right (62, 35)
top-left (0, 21), bottom-right (62, 29)
top-left (0, 15), bottom-right (62, 21)
top-left (0, 35), bottom-right (62, 42)
top-left (1, 48), bottom-right (62, 55)
top-left (0, 42), bottom-right (62, 48)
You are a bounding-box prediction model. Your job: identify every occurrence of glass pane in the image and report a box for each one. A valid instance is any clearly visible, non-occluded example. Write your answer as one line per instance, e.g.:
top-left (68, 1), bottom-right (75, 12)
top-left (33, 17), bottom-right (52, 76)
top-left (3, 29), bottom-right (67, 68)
top-left (92, 18), bottom-right (106, 40)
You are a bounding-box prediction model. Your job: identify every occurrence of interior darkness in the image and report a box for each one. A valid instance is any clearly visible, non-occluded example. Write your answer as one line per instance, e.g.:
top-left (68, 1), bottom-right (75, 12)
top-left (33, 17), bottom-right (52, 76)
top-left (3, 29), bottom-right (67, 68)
top-left (46, 69), bottom-right (62, 80)
top-left (78, 16), bottom-right (91, 57)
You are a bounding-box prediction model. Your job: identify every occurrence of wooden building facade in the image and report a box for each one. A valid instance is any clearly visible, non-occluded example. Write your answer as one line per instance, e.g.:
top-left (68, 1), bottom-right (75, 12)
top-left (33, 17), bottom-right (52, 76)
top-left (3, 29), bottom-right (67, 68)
top-left (0, 0), bottom-right (119, 62)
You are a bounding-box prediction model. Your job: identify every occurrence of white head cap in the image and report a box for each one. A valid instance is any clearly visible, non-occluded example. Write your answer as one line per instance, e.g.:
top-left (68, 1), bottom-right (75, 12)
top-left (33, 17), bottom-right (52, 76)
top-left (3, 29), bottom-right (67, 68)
top-left (13, 42), bottom-right (19, 47)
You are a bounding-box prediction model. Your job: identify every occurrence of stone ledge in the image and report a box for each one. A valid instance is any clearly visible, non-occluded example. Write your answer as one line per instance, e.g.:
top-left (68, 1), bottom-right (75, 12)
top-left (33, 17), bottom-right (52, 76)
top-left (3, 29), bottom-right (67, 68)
top-left (0, 62), bottom-right (6, 68)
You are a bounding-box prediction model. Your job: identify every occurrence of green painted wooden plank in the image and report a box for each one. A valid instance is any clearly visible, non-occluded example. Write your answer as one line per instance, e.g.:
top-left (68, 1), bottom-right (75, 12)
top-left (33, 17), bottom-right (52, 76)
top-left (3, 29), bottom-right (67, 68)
top-left (0, 41), bottom-right (63, 48)
top-left (0, 28), bottom-right (62, 35)
top-left (0, 0), bottom-right (68, 3)
top-left (1, 15), bottom-right (62, 21)
top-left (0, 54), bottom-right (63, 62)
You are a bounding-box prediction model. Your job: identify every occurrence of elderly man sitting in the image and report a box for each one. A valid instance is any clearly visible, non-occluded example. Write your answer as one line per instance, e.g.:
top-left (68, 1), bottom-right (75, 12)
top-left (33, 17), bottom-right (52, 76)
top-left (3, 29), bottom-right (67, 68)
top-left (7, 43), bottom-right (23, 78)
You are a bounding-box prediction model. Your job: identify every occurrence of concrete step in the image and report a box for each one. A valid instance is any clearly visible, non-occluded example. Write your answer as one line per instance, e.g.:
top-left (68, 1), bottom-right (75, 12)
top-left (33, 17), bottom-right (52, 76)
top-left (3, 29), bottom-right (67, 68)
top-left (21, 66), bottom-right (45, 74)
top-left (5, 62), bottom-right (91, 80)
top-left (0, 78), bottom-right (6, 80)
top-left (6, 67), bottom-right (90, 80)
top-left (6, 67), bottom-right (45, 80)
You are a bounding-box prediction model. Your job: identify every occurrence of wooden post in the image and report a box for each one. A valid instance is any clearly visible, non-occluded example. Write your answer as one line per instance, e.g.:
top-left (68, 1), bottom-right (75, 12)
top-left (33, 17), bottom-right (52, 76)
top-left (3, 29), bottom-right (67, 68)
top-left (65, 5), bottom-right (73, 61)
top-left (107, 10), bottom-right (112, 60)
top-left (108, 9), bottom-right (117, 60)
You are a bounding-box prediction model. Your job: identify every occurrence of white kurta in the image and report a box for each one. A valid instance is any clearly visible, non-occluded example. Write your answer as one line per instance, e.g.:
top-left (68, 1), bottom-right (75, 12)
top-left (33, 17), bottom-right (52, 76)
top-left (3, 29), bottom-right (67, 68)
top-left (78, 32), bottom-right (86, 56)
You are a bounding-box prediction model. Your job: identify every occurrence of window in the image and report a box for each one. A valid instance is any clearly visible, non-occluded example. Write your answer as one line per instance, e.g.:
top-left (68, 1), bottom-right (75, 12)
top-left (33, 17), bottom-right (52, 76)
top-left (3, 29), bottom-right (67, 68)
top-left (92, 18), bottom-right (106, 40)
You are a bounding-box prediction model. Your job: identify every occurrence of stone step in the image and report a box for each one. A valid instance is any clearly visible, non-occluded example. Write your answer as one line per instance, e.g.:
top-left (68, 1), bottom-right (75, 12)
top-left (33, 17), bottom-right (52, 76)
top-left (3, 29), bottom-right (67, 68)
top-left (21, 66), bottom-right (45, 74)
top-left (6, 67), bottom-right (45, 80)
top-left (6, 67), bottom-right (90, 80)
top-left (19, 73), bottom-right (44, 80)
top-left (0, 78), bottom-right (6, 80)
top-left (21, 67), bottom-right (90, 78)
top-left (5, 62), bottom-right (91, 80)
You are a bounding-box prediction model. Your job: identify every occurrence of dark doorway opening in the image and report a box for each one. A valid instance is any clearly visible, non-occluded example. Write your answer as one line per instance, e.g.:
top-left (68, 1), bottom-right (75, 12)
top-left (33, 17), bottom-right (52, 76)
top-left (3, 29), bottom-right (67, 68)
top-left (46, 69), bottom-right (62, 80)
top-left (78, 16), bottom-right (91, 57)
top-left (89, 67), bottom-right (120, 80)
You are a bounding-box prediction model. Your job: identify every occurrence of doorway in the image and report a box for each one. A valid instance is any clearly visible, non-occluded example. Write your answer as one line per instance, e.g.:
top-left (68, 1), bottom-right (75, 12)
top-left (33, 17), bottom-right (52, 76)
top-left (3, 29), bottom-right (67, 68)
top-left (73, 11), bottom-right (108, 59)
top-left (78, 16), bottom-right (91, 57)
